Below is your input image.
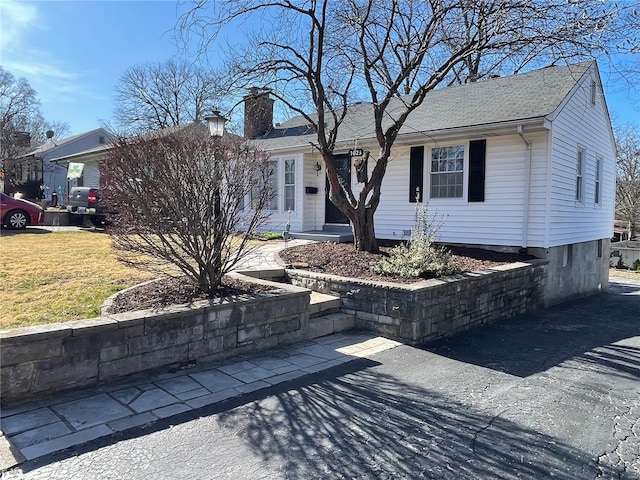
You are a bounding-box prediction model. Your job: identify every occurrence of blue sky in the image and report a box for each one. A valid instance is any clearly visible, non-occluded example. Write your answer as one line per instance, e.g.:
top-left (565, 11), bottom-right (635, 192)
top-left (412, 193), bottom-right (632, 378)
top-left (1, 0), bottom-right (638, 137)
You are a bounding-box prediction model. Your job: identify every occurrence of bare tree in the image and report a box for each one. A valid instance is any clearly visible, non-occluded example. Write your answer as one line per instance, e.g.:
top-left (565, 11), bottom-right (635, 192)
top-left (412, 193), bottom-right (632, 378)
top-left (180, 0), bottom-right (631, 252)
top-left (615, 124), bottom-right (640, 240)
top-left (442, 2), bottom-right (637, 85)
top-left (0, 67), bottom-right (70, 192)
top-left (29, 117), bottom-right (70, 144)
top-left (113, 59), bottom-right (230, 135)
top-left (101, 129), bottom-right (274, 294)
top-left (0, 67), bottom-right (39, 169)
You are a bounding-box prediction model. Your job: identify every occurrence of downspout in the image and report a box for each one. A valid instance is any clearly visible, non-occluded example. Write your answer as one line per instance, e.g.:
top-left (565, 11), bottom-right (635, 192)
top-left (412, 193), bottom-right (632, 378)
top-left (517, 125), bottom-right (531, 250)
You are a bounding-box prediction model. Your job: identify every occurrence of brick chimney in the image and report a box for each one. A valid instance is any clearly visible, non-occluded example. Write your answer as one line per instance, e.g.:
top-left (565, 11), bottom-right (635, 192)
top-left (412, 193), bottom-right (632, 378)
top-left (243, 87), bottom-right (274, 139)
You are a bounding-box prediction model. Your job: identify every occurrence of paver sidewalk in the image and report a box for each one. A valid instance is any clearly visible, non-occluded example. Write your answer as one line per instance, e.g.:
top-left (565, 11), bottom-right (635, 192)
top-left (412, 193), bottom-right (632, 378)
top-left (0, 332), bottom-right (401, 465)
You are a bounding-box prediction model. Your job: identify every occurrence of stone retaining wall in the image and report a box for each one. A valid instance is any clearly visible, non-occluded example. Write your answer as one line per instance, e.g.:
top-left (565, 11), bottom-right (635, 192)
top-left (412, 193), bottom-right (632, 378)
top-left (286, 260), bottom-right (548, 344)
top-left (43, 210), bottom-right (70, 226)
top-left (1, 261), bottom-right (549, 404)
top-left (0, 274), bottom-right (310, 405)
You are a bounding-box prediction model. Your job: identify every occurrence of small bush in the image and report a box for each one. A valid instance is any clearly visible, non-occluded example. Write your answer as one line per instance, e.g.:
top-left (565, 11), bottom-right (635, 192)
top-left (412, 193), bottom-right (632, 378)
top-left (633, 259), bottom-right (640, 271)
top-left (617, 257), bottom-right (627, 269)
top-left (261, 231), bottom-right (283, 241)
top-left (371, 203), bottom-right (455, 278)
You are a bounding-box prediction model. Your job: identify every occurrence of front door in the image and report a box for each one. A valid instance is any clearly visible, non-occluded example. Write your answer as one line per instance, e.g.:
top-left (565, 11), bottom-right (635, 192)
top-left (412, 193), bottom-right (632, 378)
top-left (325, 154), bottom-right (351, 224)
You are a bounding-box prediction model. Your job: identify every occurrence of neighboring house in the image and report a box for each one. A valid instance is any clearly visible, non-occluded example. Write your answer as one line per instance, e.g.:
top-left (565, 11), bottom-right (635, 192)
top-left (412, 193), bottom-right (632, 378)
top-left (245, 61), bottom-right (616, 305)
top-left (15, 128), bottom-right (113, 201)
top-left (610, 241), bottom-right (640, 269)
top-left (49, 124), bottom-right (207, 190)
top-left (612, 227), bottom-right (630, 243)
top-left (50, 143), bottom-right (111, 191)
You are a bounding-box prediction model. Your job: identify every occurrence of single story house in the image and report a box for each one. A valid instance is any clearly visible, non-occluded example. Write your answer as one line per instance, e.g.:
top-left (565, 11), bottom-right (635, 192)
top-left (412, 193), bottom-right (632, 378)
top-left (15, 128), bottom-right (113, 202)
top-left (49, 124), bottom-right (206, 193)
top-left (246, 61), bottom-right (616, 305)
top-left (52, 61), bottom-right (616, 305)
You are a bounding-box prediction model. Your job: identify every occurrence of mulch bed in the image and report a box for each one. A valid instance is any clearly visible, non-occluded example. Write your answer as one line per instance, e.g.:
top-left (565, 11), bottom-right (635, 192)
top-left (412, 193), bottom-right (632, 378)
top-left (278, 242), bottom-right (535, 284)
top-left (107, 276), bottom-right (274, 314)
top-left (108, 242), bottom-right (534, 313)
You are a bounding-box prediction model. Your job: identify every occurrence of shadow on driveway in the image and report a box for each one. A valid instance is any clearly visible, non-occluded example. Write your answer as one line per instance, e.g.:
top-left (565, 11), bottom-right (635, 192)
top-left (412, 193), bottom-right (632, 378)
top-left (218, 366), bottom-right (610, 479)
top-left (422, 283), bottom-right (640, 378)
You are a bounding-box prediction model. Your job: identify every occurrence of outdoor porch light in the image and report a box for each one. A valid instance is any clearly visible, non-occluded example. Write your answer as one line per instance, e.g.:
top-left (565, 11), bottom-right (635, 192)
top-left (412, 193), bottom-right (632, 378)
top-left (315, 161), bottom-right (322, 173)
top-left (205, 111), bottom-right (227, 138)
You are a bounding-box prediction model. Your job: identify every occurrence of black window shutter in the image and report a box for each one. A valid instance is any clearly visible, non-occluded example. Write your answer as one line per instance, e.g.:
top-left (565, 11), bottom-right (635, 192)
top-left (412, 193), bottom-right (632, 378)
top-left (468, 139), bottom-right (486, 202)
top-left (409, 146), bottom-right (424, 203)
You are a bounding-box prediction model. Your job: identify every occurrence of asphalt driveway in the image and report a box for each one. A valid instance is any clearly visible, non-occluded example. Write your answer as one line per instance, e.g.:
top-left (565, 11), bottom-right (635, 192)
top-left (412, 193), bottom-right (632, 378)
top-left (3, 278), bottom-right (639, 479)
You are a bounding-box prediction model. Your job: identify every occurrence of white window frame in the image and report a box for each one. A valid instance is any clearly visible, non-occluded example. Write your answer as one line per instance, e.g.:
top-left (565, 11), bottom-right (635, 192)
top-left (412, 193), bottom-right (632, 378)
top-left (594, 154), bottom-right (602, 205)
top-left (266, 160), bottom-right (279, 211)
top-left (252, 160), bottom-right (278, 211)
top-left (429, 144), bottom-right (465, 199)
top-left (576, 147), bottom-right (585, 202)
top-left (284, 158), bottom-right (295, 212)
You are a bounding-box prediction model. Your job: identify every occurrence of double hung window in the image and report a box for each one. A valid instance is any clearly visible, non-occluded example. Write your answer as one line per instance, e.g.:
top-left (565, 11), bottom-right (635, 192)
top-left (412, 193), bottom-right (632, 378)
top-left (430, 145), bottom-right (464, 198)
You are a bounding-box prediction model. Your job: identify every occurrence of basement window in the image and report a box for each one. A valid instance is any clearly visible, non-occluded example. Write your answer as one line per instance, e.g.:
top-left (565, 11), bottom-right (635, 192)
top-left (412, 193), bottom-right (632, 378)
top-left (563, 244), bottom-right (573, 267)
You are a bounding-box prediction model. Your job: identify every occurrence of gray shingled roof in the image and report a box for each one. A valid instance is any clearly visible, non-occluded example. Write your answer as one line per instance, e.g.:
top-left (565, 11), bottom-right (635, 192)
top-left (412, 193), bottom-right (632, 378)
top-left (20, 128), bottom-right (110, 158)
top-left (49, 122), bottom-right (213, 162)
top-left (254, 61), bottom-right (593, 150)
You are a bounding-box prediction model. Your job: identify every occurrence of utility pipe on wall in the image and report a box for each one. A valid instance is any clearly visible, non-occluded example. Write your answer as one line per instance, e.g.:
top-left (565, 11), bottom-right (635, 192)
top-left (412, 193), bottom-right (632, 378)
top-left (517, 125), bottom-right (532, 249)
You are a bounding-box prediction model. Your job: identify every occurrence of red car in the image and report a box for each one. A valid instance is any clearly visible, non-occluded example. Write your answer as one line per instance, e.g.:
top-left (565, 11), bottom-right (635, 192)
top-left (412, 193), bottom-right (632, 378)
top-left (0, 193), bottom-right (45, 230)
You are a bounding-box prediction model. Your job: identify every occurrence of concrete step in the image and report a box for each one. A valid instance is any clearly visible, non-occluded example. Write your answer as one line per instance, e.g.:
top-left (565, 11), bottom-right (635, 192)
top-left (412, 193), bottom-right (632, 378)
top-left (309, 291), bottom-right (340, 317)
top-left (322, 224), bottom-right (352, 233)
top-left (290, 230), bottom-right (353, 243)
top-left (309, 312), bottom-right (355, 339)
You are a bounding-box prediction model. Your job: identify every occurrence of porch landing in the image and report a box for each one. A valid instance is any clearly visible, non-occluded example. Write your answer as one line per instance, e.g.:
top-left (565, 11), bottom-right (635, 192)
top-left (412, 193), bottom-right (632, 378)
top-left (290, 225), bottom-right (353, 243)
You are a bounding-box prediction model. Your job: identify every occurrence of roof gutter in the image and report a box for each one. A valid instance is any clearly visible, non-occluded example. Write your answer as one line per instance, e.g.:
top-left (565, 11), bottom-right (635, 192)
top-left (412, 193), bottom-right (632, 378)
top-left (257, 117), bottom-right (550, 153)
top-left (517, 125), bottom-right (532, 249)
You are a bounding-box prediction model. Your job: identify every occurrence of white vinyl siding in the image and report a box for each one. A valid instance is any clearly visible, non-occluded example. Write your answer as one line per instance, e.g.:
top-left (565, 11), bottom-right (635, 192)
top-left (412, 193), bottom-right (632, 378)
top-left (258, 66), bottom-right (615, 250)
top-left (547, 65), bottom-right (616, 247)
top-left (373, 134), bottom-right (550, 247)
top-left (251, 160), bottom-right (278, 210)
top-left (81, 163), bottom-right (101, 188)
top-left (301, 153), bottom-right (326, 231)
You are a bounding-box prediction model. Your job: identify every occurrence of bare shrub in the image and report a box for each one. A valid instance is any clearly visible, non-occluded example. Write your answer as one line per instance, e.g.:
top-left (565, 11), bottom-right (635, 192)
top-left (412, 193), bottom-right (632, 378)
top-left (101, 128), bottom-right (274, 295)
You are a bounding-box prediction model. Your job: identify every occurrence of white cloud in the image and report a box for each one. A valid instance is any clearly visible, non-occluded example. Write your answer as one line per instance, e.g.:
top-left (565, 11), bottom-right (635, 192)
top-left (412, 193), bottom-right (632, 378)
top-left (0, 0), bottom-right (39, 53)
top-left (0, 1), bottom-right (84, 105)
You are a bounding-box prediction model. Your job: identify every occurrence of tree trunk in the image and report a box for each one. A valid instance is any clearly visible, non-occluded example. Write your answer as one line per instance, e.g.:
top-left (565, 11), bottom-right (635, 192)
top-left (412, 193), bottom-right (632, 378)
top-left (351, 206), bottom-right (379, 253)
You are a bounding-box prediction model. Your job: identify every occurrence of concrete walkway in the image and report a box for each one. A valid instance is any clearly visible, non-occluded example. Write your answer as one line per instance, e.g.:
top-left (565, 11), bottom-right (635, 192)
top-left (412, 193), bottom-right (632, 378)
top-left (233, 238), bottom-right (311, 270)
